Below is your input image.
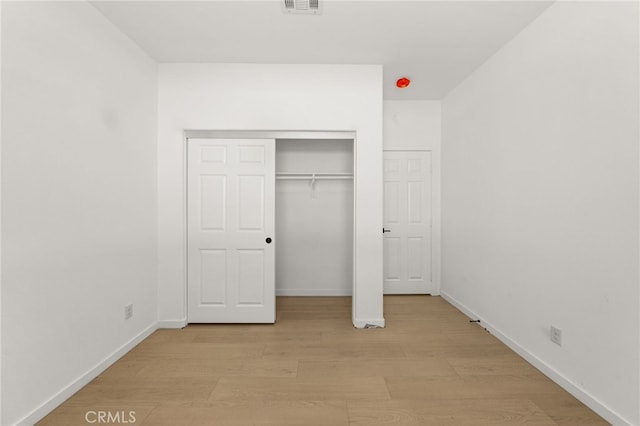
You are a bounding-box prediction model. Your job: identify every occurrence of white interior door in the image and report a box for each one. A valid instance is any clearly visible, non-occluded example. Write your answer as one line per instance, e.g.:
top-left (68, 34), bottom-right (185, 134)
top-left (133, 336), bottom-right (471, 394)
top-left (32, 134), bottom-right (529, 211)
top-left (187, 138), bottom-right (275, 323)
top-left (383, 151), bottom-right (432, 294)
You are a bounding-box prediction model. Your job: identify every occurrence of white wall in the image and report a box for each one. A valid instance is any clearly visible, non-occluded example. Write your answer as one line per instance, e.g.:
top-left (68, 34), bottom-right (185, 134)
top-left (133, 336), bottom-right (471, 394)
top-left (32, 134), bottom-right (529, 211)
top-left (157, 64), bottom-right (384, 327)
top-left (442, 2), bottom-right (639, 424)
top-left (276, 139), bottom-right (354, 296)
top-left (384, 100), bottom-right (441, 151)
top-left (383, 101), bottom-right (442, 293)
top-left (1, 3), bottom-right (158, 425)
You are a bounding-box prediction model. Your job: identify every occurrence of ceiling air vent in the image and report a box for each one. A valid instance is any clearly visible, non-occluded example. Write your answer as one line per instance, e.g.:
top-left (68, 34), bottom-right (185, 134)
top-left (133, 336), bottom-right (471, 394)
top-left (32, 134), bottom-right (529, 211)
top-left (282, 0), bottom-right (322, 15)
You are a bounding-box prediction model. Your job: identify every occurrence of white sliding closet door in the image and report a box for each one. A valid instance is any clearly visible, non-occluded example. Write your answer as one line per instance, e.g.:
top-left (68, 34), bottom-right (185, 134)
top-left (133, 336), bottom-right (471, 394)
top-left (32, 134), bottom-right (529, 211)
top-left (187, 138), bottom-right (276, 323)
top-left (383, 151), bottom-right (432, 294)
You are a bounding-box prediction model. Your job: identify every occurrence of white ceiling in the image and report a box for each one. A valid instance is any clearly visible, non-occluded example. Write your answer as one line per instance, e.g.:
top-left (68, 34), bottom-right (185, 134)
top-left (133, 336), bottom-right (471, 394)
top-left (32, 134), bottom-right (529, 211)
top-left (91, 1), bottom-right (553, 99)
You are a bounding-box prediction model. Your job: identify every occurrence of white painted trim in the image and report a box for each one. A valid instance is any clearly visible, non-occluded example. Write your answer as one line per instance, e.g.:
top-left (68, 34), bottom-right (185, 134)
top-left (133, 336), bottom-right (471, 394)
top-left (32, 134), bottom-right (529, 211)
top-left (431, 114), bottom-right (441, 295)
top-left (440, 291), bottom-right (631, 426)
top-left (352, 318), bottom-right (386, 329)
top-left (351, 133), bottom-right (359, 328)
top-left (14, 323), bottom-right (158, 426)
top-left (0, 4), bottom-right (4, 423)
top-left (637, 3), bottom-right (640, 419)
top-left (157, 319), bottom-right (188, 329)
top-left (276, 289), bottom-right (352, 296)
top-left (182, 133), bottom-right (189, 324)
top-left (184, 130), bottom-right (356, 140)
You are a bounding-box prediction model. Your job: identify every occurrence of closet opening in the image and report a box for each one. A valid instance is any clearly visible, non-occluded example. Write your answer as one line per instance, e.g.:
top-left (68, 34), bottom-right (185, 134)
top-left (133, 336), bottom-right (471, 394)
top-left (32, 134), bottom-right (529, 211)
top-left (275, 139), bottom-right (355, 298)
top-left (185, 131), bottom-right (357, 324)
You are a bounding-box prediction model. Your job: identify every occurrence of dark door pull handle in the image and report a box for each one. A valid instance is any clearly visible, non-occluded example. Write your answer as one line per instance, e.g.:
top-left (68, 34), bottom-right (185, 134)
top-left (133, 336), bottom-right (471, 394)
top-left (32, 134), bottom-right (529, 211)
top-left (266, 237), bottom-right (272, 244)
top-left (383, 228), bottom-right (391, 233)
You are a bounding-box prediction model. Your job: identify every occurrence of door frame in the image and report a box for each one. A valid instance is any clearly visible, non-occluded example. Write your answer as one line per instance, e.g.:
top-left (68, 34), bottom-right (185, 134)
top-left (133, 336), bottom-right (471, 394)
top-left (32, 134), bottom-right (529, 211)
top-left (183, 130), bottom-right (358, 323)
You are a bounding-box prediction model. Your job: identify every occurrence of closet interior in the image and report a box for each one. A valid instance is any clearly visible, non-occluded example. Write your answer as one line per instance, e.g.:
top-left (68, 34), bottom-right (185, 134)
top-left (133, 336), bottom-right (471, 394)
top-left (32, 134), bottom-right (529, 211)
top-left (275, 138), bottom-right (354, 296)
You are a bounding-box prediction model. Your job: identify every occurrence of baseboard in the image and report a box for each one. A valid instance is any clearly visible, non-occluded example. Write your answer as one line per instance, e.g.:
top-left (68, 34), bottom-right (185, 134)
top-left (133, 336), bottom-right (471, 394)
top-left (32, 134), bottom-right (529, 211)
top-left (276, 289), bottom-right (352, 296)
top-left (157, 318), bottom-right (188, 329)
top-left (352, 317), bottom-right (386, 329)
top-left (440, 291), bottom-right (631, 426)
top-left (15, 322), bottom-right (158, 426)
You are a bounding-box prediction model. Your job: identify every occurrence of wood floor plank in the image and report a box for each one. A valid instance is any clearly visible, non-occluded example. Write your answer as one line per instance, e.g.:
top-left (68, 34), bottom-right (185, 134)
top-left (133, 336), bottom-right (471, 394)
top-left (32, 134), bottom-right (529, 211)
top-left (277, 310), bottom-right (351, 320)
top-left (320, 328), bottom-right (452, 345)
top-left (447, 353), bottom-right (543, 377)
top-left (93, 359), bottom-right (150, 381)
top-left (263, 342), bottom-right (406, 361)
top-left (384, 299), bottom-right (463, 314)
top-left (277, 296), bottom-right (351, 309)
top-left (385, 374), bottom-right (568, 401)
top-left (298, 358), bottom-right (457, 378)
top-left (347, 399), bottom-right (558, 426)
top-left (67, 378), bottom-right (218, 404)
top-left (193, 331), bottom-right (322, 345)
top-left (132, 359), bottom-right (299, 379)
top-left (138, 325), bottom-right (253, 345)
top-left (245, 318), bottom-right (352, 333)
top-left (127, 342), bottom-right (265, 360)
top-left (209, 377), bottom-right (391, 401)
top-left (403, 341), bottom-right (515, 358)
top-left (384, 309), bottom-right (473, 322)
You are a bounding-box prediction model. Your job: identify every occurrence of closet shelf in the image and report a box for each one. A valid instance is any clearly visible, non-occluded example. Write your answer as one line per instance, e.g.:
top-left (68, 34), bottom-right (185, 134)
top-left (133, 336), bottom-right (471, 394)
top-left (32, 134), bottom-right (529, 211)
top-left (276, 172), bottom-right (353, 180)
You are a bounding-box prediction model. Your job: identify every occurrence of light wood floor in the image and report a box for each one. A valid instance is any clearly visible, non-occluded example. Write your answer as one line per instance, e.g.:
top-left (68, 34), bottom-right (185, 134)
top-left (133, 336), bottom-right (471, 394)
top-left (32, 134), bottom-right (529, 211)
top-left (38, 296), bottom-right (607, 425)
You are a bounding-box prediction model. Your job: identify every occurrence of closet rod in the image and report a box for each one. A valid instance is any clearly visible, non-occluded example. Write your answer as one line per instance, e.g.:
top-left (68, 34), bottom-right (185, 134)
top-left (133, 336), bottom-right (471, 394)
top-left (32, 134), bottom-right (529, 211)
top-left (275, 172), bottom-right (353, 180)
top-left (276, 172), bottom-right (353, 176)
top-left (275, 175), bottom-right (353, 180)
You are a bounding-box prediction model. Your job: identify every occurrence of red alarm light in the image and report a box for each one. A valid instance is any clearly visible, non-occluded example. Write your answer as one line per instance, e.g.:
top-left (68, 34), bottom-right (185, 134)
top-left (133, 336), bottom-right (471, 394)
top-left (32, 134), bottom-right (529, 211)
top-left (396, 77), bottom-right (411, 88)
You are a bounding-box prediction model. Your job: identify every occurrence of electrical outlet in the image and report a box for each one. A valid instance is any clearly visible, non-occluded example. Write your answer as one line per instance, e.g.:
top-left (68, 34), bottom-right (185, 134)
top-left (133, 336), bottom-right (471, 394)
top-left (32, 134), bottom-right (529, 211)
top-left (550, 325), bottom-right (562, 346)
top-left (124, 304), bottom-right (133, 320)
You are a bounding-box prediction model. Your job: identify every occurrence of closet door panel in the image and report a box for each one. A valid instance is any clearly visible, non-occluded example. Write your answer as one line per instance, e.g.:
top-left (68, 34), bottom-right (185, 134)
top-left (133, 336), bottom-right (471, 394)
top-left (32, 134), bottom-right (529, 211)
top-left (238, 175), bottom-right (265, 231)
top-left (200, 249), bottom-right (227, 306)
top-left (237, 249), bottom-right (265, 305)
top-left (384, 182), bottom-right (401, 224)
top-left (407, 237), bottom-right (424, 280)
top-left (238, 145), bottom-right (265, 164)
top-left (384, 237), bottom-right (402, 281)
top-left (407, 182), bottom-right (424, 224)
top-left (188, 138), bottom-right (275, 323)
top-left (201, 145), bottom-right (227, 163)
top-left (200, 175), bottom-right (226, 231)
